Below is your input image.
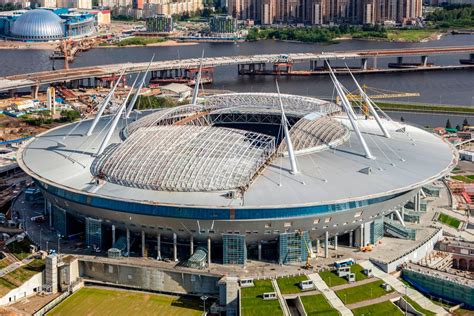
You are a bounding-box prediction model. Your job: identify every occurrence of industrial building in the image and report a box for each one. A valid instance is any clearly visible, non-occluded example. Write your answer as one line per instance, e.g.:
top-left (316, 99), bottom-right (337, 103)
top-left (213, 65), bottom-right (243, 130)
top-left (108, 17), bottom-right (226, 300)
top-left (0, 8), bottom-right (96, 41)
top-left (17, 70), bottom-right (457, 266)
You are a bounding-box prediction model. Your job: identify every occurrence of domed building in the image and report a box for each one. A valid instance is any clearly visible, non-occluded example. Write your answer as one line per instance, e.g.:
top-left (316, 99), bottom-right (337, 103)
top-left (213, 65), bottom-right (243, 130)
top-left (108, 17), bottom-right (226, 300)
top-left (10, 9), bottom-right (65, 41)
top-left (0, 8), bottom-right (96, 42)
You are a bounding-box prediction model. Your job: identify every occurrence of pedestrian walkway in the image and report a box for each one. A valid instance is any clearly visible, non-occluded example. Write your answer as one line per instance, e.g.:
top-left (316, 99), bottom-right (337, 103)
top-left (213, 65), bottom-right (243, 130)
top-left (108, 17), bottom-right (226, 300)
top-left (331, 277), bottom-right (379, 292)
top-left (358, 261), bottom-right (448, 316)
top-left (0, 255), bottom-right (35, 278)
top-left (271, 278), bottom-right (290, 316)
top-left (307, 273), bottom-right (353, 316)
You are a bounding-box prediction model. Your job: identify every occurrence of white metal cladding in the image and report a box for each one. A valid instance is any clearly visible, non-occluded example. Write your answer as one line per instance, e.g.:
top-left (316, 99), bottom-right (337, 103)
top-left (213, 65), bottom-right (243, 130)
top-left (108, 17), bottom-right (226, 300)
top-left (279, 117), bottom-right (350, 154)
top-left (10, 10), bottom-right (65, 40)
top-left (126, 94), bottom-right (341, 135)
top-left (92, 125), bottom-right (276, 192)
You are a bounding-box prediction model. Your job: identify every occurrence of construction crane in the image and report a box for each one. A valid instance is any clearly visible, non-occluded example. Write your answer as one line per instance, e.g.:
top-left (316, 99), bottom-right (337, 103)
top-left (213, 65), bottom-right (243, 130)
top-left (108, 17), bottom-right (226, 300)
top-left (298, 230), bottom-right (313, 270)
top-left (345, 85), bottom-right (420, 117)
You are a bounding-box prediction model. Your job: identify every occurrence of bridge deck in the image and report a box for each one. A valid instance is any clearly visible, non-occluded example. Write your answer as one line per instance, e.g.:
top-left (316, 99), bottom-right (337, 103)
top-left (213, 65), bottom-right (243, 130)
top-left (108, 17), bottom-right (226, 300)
top-left (1, 46), bottom-right (473, 92)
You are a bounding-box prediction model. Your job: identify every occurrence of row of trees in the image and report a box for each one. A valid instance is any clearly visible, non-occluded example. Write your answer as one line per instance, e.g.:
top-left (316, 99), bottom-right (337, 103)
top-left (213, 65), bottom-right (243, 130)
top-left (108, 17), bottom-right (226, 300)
top-left (0, 3), bottom-right (22, 11)
top-left (246, 24), bottom-right (388, 43)
top-left (22, 109), bottom-right (81, 126)
top-left (425, 4), bottom-right (474, 28)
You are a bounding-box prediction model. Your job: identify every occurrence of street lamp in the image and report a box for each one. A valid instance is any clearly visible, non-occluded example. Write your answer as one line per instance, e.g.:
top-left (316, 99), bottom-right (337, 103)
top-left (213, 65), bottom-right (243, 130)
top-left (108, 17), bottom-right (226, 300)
top-left (404, 285), bottom-right (408, 316)
top-left (200, 295), bottom-right (208, 315)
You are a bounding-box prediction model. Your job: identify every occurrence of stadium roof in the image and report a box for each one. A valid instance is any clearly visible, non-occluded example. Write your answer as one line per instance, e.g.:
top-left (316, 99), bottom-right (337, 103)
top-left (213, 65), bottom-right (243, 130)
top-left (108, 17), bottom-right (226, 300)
top-left (92, 126), bottom-right (275, 192)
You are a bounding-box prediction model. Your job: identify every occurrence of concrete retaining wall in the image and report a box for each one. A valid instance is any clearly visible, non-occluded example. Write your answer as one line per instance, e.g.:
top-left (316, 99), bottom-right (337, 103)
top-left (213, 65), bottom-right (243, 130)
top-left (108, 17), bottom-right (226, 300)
top-left (79, 260), bottom-right (219, 296)
top-left (371, 228), bottom-right (443, 272)
top-left (0, 272), bottom-right (43, 306)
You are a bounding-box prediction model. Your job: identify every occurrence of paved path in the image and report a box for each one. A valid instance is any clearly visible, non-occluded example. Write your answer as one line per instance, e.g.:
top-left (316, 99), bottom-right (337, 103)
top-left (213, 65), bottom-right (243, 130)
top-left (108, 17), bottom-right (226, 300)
top-left (358, 261), bottom-right (448, 316)
top-left (307, 273), bottom-right (353, 316)
top-left (345, 292), bottom-right (400, 309)
top-left (331, 277), bottom-right (380, 292)
top-left (271, 278), bottom-right (290, 316)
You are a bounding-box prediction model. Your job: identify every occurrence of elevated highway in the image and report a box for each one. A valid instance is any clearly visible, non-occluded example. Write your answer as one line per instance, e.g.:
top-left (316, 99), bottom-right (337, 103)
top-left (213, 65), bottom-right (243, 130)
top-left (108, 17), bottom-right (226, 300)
top-left (1, 45), bottom-right (473, 94)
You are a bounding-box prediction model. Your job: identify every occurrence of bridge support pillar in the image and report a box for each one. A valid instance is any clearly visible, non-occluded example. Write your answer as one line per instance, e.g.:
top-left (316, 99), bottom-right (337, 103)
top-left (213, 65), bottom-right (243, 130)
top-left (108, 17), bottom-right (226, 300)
top-left (360, 223), bottom-right (364, 247)
top-left (207, 236), bottom-right (211, 265)
top-left (397, 56), bottom-right (403, 64)
top-left (157, 234), bottom-right (161, 260)
top-left (126, 228), bottom-right (130, 257)
top-left (190, 235), bottom-right (194, 256)
top-left (31, 85), bottom-right (39, 98)
top-left (334, 234), bottom-right (338, 250)
top-left (316, 239), bottom-right (320, 254)
top-left (361, 58), bottom-right (368, 70)
top-left (349, 231), bottom-right (353, 247)
top-left (258, 240), bottom-right (262, 261)
top-left (111, 225), bottom-right (116, 245)
top-left (421, 56), bottom-right (428, 67)
top-left (324, 231), bottom-right (329, 258)
top-left (141, 231), bottom-right (146, 257)
top-left (8, 89), bottom-right (16, 98)
top-left (173, 232), bottom-right (178, 262)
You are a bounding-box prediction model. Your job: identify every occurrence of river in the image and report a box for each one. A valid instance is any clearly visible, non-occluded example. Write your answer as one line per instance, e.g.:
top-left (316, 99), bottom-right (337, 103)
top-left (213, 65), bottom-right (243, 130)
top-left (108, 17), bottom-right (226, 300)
top-left (0, 33), bottom-right (473, 126)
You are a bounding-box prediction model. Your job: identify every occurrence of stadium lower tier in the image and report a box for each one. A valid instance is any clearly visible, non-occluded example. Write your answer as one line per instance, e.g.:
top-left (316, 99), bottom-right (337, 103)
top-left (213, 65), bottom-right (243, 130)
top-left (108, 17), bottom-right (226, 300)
top-left (37, 179), bottom-right (422, 265)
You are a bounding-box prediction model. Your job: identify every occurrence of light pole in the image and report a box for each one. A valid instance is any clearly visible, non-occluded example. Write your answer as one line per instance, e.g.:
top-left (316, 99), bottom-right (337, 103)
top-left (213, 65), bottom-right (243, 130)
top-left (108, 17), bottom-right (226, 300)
top-left (46, 240), bottom-right (49, 253)
top-left (57, 234), bottom-right (61, 255)
top-left (39, 228), bottom-right (42, 251)
top-left (404, 285), bottom-right (408, 316)
top-left (200, 295), bottom-right (208, 315)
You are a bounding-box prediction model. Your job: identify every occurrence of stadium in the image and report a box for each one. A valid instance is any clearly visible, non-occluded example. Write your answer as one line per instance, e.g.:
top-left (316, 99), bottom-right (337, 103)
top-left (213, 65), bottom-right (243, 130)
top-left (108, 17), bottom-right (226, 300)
top-left (17, 73), bottom-right (457, 265)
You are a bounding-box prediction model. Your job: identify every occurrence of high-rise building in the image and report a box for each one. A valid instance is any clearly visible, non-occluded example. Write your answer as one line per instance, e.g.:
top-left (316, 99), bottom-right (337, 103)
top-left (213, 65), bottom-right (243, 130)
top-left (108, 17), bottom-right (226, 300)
top-left (146, 13), bottom-right (173, 32)
top-left (227, 0), bottom-right (421, 24)
top-left (210, 14), bottom-right (237, 33)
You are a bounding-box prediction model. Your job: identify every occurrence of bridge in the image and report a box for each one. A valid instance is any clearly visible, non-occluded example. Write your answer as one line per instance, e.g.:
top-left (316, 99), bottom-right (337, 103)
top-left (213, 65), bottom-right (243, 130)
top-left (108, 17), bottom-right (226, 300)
top-left (1, 46), bottom-right (473, 96)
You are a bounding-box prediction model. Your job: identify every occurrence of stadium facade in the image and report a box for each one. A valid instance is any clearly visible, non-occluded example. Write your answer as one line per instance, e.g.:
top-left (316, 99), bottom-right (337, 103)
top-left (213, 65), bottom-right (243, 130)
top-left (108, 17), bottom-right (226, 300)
top-left (18, 89), bottom-right (457, 265)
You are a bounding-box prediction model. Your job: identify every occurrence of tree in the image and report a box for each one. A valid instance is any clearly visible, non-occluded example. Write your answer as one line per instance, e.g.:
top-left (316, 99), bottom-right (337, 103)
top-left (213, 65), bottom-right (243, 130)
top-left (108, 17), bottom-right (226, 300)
top-left (463, 118), bottom-right (469, 127)
top-left (400, 116), bottom-right (405, 122)
top-left (60, 110), bottom-right (81, 122)
top-left (456, 124), bottom-right (461, 131)
top-left (446, 119), bottom-right (452, 129)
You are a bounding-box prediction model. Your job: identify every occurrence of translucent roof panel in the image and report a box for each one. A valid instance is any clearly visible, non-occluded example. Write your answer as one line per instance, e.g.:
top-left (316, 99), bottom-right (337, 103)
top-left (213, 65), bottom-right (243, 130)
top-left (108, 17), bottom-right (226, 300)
top-left (279, 116), bottom-right (350, 155)
top-left (92, 126), bottom-right (276, 192)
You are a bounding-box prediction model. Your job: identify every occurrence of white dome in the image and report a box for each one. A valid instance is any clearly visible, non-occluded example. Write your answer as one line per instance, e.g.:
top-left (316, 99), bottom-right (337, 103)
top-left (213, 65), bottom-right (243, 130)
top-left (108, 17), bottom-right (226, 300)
top-left (11, 9), bottom-right (64, 41)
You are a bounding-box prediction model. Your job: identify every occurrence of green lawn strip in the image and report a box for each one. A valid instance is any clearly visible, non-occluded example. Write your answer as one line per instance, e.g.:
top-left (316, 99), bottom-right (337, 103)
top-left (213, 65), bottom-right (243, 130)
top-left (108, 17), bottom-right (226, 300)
top-left (350, 264), bottom-right (368, 282)
top-left (352, 300), bottom-right (403, 316)
top-left (335, 280), bottom-right (393, 305)
top-left (376, 102), bottom-right (474, 114)
top-left (0, 277), bottom-right (18, 296)
top-left (7, 238), bottom-right (33, 260)
top-left (319, 270), bottom-right (347, 287)
top-left (387, 29), bottom-right (437, 42)
top-left (2, 259), bottom-right (45, 285)
top-left (241, 280), bottom-right (283, 316)
top-left (320, 264), bottom-right (368, 288)
top-left (300, 294), bottom-right (340, 316)
top-left (451, 175), bottom-right (474, 183)
top-left (438, 213), bottom-right (461, 229)
top-left (0, 258), bottom-right (12, 269)
top-left (116, 37), bottom-right (166, 47)
top-left (277, 275), bottom-right (308, 294)
top-left (403, 296), bottom-right (436, 316)
top-left (47, 287), bottom-right (202, 316)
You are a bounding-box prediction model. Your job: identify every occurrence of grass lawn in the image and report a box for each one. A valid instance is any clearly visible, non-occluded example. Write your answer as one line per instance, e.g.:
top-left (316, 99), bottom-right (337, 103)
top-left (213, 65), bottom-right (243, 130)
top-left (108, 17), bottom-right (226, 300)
top-left (0, 257), bottom-right (13, 269)
top-left (277, 275), bottom-right (308, 294)
top-left (47, 287), bottom-right (202, 316)
top-left (241, 280), bottom-right (282, 316)
top-left (387, 29), bottom-right (438, 42)
top-left (300, 294), bottom-right (340, 316)
top-left (438, 213), bottom-right (461, 229)
top-left (451, 175), bottom-right (474, 183)
top-left (7, 238), bottom-right (33, 260)
top-left (116, 37), bottom-right (167, 47)
top-left (335, 280), bottom-right (393, 305)
top-left (352, 300), bottom-right (403, 316)
top-left (319, 264), bottom-right (368, 287)
top-left (0, 259), bottom-right (44, 296)
top-left (403, 296), bottom-right (436, 316)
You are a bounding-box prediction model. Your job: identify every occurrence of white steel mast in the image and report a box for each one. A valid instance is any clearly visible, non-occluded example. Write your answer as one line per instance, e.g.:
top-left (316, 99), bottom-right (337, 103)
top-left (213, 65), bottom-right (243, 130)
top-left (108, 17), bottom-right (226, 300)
top-left (125, 55), bottom-right (155, 119)
top-left (327, 64), bottom-right (375, 160)
top-left (346, 67), bottom-right (390, 138)
top-left (85, 69), bottom-right (125, 136)
top-left (276, 80), bottom-right (299, 174)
